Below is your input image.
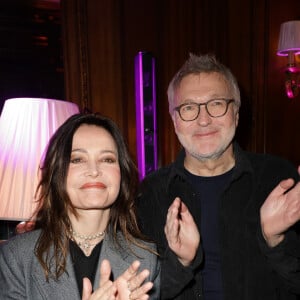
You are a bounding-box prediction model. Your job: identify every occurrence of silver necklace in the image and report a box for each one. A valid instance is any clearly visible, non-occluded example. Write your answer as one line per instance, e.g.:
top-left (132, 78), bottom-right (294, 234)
top-left (70, 229), bottom-right (105, 254)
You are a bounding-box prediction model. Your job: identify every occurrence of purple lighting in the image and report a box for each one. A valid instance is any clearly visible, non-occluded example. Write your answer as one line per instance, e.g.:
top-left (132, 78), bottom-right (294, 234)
top-left (277, 21), bottom-right (300, 98)
top-left (134, 52), bottom-right (158, 180)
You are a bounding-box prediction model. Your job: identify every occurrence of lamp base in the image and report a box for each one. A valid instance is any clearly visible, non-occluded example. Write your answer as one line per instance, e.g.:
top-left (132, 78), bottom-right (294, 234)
top-left (284, 68), bottom-right (300, 98)
top-left (280, 65), bottom-right (300, 98)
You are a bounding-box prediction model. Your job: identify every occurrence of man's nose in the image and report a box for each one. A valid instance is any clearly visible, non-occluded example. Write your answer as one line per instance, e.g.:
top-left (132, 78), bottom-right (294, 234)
top-left (196, 105), bottom-right (212, 125)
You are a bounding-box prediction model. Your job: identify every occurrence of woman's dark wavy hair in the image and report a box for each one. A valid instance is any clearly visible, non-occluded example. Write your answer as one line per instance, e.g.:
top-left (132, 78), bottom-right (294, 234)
top-left (34, 113), bottom-right (150, 280)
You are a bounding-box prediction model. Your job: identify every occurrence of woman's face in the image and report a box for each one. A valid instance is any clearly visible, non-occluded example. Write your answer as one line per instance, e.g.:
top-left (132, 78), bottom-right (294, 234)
top-left (66, 124), bottom-right (121, 211)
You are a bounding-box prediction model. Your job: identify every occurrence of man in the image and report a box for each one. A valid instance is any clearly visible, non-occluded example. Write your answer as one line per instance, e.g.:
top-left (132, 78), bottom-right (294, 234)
top-left (137, 53), bottom-right (300, 300)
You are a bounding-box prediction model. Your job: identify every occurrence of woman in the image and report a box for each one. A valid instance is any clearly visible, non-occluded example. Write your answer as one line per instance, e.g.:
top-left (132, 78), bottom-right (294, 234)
top-left (0, 113), bottom-right (160, 300)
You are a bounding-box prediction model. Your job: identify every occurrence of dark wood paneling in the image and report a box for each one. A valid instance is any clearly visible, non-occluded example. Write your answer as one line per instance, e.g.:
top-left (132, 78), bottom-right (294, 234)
top-left (61, 0), bottom-right (89, 110)
top-left (0, 0), bottom-right (64, 113)
top-left (62, 0), bottom-right (125, 134)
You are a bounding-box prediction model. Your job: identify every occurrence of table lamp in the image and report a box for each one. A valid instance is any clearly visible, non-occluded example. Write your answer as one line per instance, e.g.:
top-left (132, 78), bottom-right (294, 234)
top-left (0, 98), bottom-right (79, 239)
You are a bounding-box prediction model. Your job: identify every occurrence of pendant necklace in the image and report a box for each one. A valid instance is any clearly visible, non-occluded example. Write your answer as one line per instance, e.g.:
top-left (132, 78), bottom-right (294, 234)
top-left (70, 229), bottom-right (105, 255)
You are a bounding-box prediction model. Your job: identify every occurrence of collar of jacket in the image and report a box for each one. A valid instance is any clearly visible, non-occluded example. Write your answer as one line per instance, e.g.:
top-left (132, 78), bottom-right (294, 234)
top-left (165, 141), bottom-right (254, 195)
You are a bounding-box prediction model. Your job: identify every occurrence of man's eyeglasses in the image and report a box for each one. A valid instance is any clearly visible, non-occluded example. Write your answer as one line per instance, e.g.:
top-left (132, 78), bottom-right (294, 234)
top-left (174, 98), bottom-right (235, 121)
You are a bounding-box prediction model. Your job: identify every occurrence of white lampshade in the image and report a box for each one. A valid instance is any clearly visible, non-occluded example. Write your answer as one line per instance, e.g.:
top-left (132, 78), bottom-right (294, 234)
top-left (277, 20), bottom-right (300, 56)
top-left (0, 98), bottom-right (79, 221)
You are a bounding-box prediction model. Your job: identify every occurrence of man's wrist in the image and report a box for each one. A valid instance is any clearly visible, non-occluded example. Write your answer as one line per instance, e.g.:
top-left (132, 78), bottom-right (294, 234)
top-left (178, 257), bottom-right (193, 267)
top-left (262, 231), bottom-right (285, 247)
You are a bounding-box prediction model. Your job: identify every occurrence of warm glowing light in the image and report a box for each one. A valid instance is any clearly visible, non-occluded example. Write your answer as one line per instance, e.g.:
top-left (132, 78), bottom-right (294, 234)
top-left (0, 98), bottom-right (79, 221)
top-left (277, 21), bottom-right (300, 98)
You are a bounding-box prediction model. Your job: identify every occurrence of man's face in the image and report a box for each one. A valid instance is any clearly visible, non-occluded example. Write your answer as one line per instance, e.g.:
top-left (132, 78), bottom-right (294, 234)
top-left (171, 72), bottom-right (239, 162)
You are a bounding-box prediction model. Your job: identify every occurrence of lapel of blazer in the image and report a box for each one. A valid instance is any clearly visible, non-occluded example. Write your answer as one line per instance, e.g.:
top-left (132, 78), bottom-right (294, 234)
top-left (32, 252), bottom-right (81, 299)
top-left (93, 232), bottom-right (131, 290)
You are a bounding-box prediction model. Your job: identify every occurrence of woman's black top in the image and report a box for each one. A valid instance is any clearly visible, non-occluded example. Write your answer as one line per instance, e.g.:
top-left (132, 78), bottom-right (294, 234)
top-left (69, 239), bottom-right (103, 297)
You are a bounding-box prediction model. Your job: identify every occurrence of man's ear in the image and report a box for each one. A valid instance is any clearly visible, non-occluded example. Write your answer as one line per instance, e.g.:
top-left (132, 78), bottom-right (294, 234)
top-left (235, 111), bottom-right (239, 128)
top-left (171, 112), bottom-right (178, 132)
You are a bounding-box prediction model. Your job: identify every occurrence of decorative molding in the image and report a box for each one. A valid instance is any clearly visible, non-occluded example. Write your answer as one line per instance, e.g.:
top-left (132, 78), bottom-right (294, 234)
top-left (76, 0), bottom-right (90, 111)
top-left (61, 0), bottom-right (91, 110)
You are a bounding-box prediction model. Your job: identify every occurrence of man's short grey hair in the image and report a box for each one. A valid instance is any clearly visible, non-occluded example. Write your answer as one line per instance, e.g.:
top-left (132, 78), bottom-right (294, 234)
top-left (167, 53), bottom-right (241, 114)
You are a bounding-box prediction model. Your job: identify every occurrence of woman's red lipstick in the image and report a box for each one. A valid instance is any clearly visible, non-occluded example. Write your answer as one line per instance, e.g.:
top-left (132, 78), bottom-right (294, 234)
top-left (80, 182), bottom-right (106, 189)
